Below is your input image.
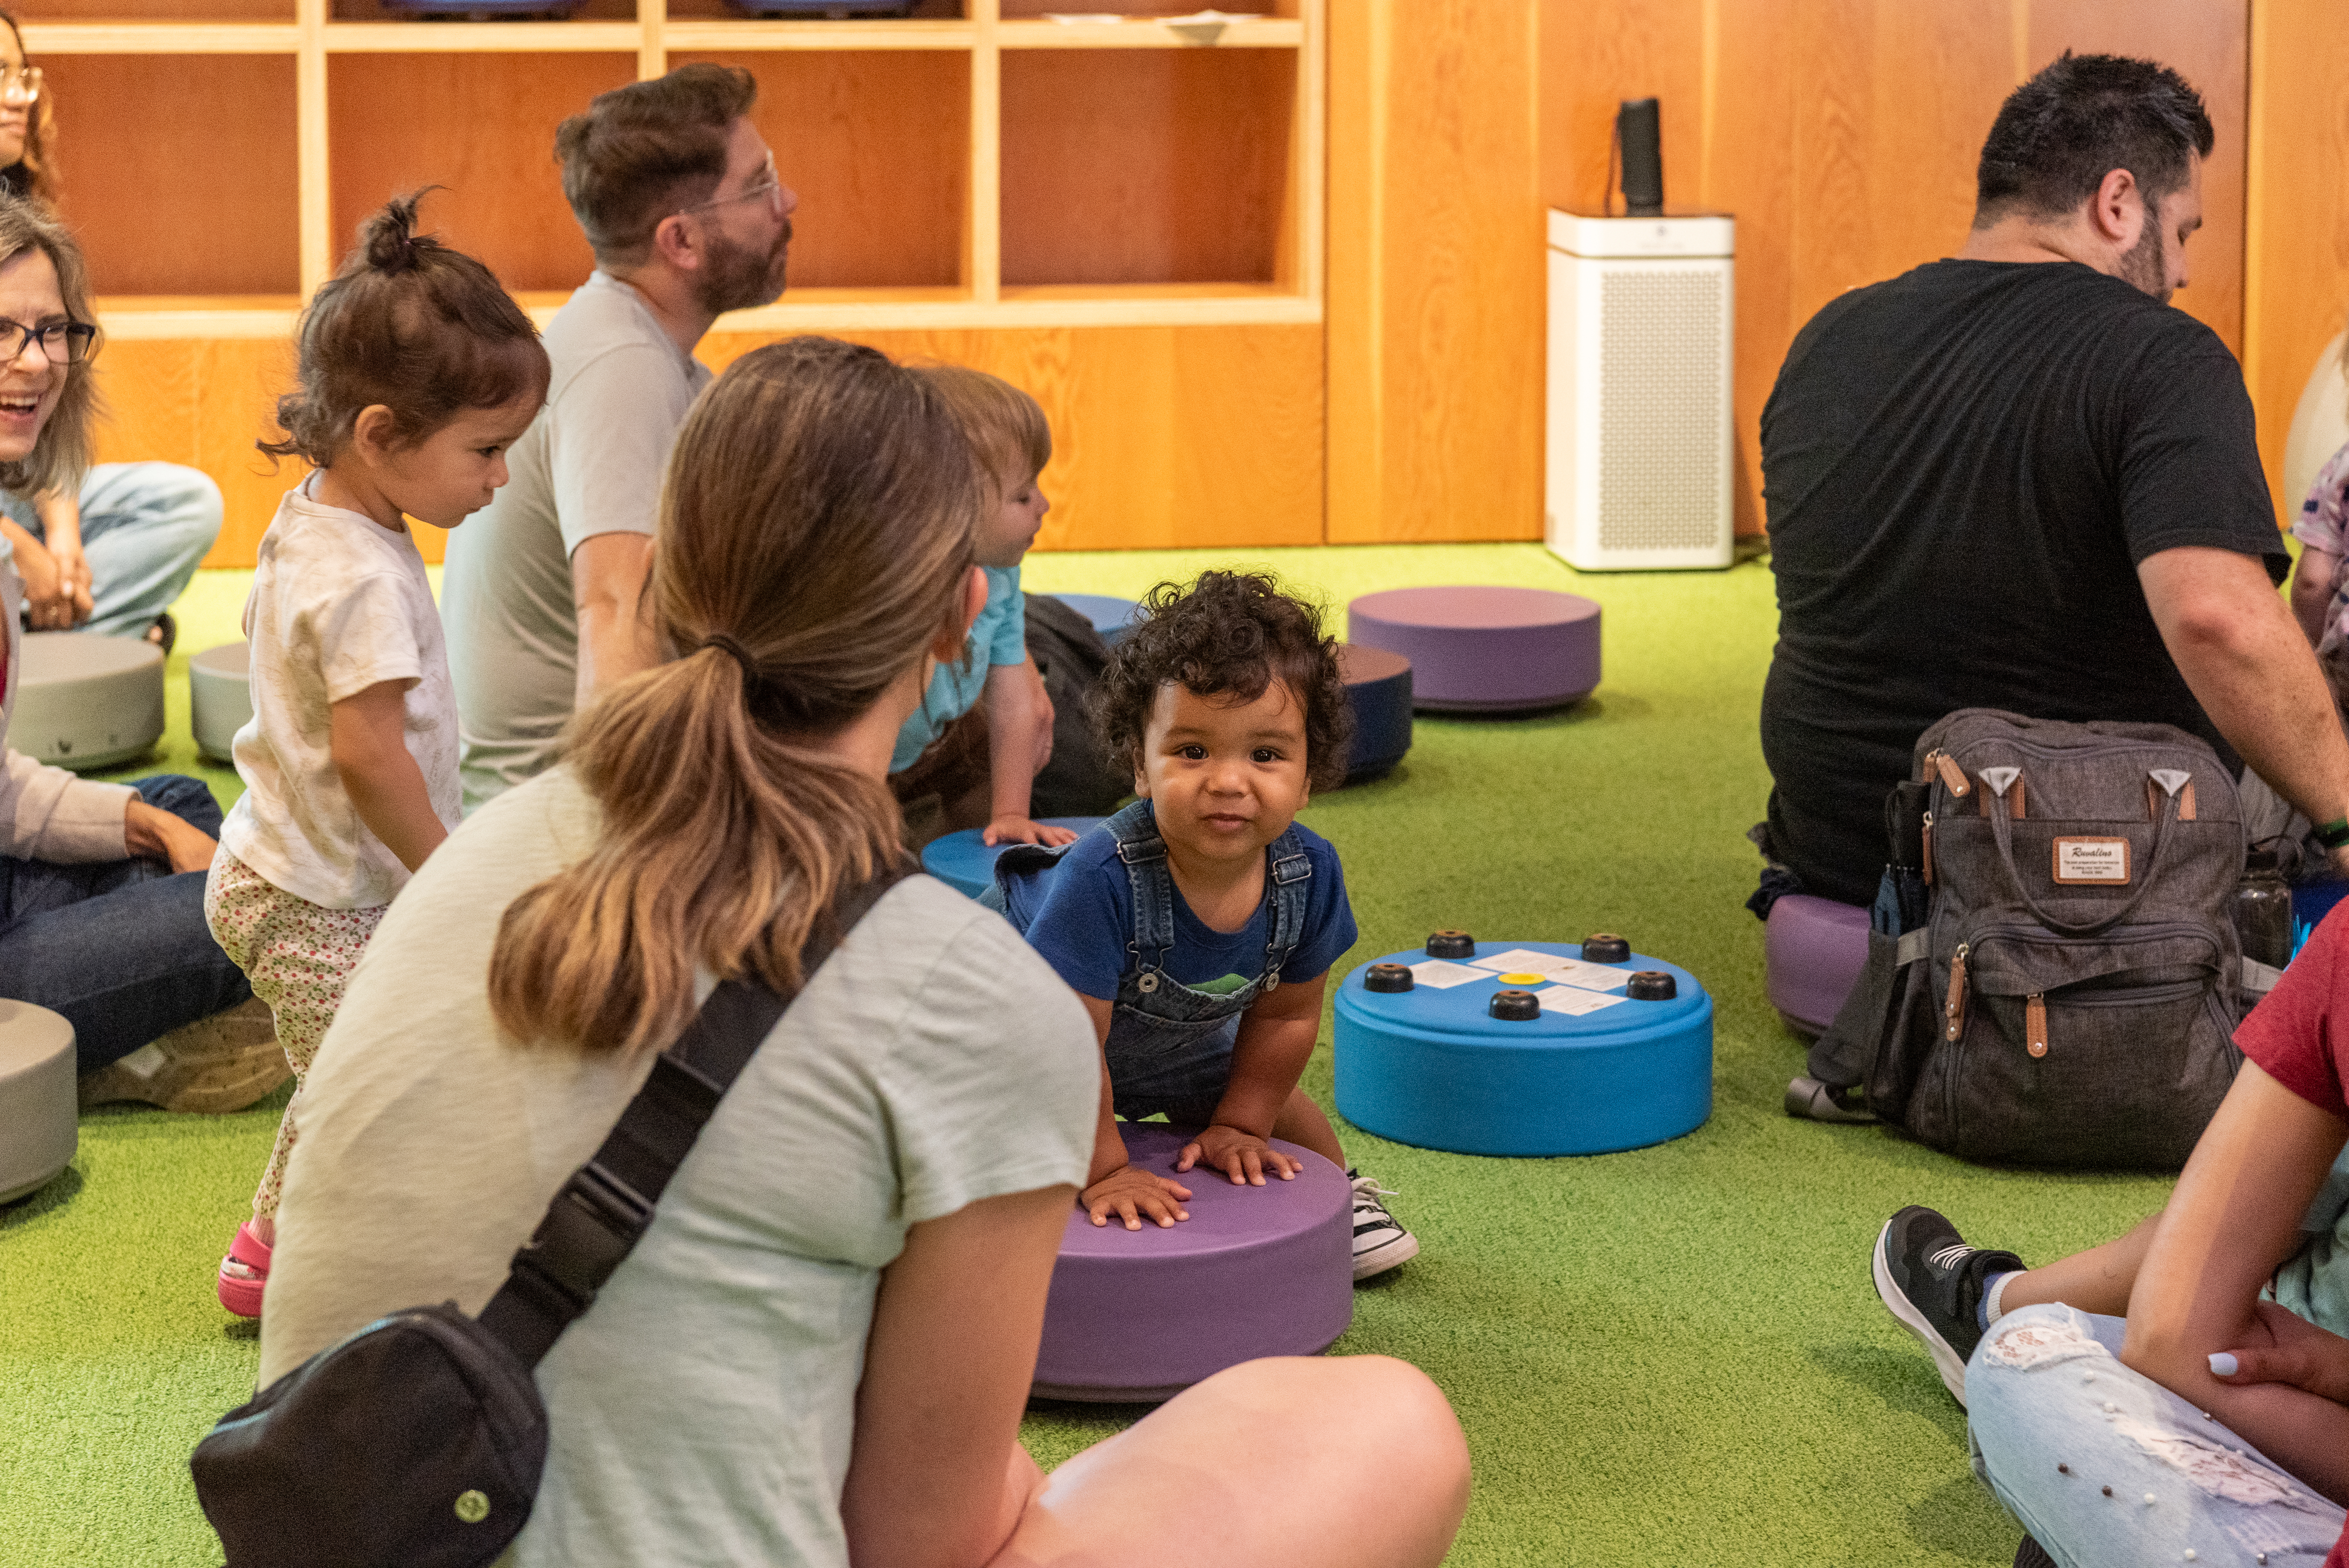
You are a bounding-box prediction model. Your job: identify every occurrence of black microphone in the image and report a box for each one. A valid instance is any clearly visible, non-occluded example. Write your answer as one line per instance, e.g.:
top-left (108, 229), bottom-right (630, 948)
top-left (1617, 97), bottom-right (1663, 216)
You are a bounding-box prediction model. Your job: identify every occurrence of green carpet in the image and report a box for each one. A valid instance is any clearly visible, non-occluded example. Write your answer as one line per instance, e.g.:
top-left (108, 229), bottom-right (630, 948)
top-left (0, 544), bottom-right (2173, 1566)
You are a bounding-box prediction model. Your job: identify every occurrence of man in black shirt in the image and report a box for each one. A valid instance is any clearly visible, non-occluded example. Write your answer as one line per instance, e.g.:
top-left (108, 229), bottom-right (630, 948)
top-left (1760, 52), bottom-right (2349, 909)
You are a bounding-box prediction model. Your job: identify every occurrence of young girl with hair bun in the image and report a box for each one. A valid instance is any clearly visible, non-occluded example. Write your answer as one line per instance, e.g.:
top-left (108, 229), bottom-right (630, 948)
top-left (209, 192), bottom-right (550, 1317)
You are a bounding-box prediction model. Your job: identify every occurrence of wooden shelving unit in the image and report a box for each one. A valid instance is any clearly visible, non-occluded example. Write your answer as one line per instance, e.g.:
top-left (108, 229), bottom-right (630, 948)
top-left (29, 0), bottom-right (1324, 342)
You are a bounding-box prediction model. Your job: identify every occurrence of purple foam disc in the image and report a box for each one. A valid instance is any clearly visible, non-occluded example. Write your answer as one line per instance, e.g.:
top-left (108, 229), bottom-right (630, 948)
top-left (1032, 1121), bottom-right (1354, 1402)
top-left (1346, 586), bottom-right (1601, 712)
top-left (1764, 894), bottom-right (1871, 1038)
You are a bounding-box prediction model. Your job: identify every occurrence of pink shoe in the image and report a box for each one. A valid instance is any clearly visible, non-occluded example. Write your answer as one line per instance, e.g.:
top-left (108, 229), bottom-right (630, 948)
top-left (216, 1222), bottom-right (270, 1318)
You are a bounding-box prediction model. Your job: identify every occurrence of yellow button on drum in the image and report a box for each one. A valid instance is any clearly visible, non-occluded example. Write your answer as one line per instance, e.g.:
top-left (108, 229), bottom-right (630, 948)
top-left (1498, 973), bottom-right (1546, 985)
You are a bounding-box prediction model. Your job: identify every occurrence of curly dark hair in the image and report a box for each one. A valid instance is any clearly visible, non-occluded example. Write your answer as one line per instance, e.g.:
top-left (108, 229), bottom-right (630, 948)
top-left (1091, 571), bottom-right (1353, 794)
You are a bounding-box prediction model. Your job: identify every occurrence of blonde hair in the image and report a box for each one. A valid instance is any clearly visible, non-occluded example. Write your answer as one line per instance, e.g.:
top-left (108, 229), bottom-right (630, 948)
top-left (0, 192), bottom-right (97, 498)
top-left (487, 336), bottom-right (982, 1056)
top-left (915, 363), bottom-right (1050, 505)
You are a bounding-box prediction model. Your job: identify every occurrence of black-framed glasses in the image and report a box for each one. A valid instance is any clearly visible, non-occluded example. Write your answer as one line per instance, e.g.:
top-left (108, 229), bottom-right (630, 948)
top-left (0, 319), bottom-right (95, 365)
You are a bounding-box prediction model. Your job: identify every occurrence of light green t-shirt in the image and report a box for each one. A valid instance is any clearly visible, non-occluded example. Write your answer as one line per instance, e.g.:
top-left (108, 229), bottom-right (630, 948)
top-left (257, 765), bottom-right (1098, 1568)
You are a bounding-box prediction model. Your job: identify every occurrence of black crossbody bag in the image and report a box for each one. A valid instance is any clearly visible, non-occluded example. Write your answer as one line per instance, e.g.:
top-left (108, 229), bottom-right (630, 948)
top-left (189, 874), bottom-right (901, 1568)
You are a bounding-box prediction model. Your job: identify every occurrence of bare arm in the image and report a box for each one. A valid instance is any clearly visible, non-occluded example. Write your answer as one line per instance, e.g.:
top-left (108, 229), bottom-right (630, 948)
top-left (1073, 990), bottom-right (1191, 1230)
top-left (570, 531), bottom-right (659, 706)
top-left (328, 679), bottom-right (447, 873)
top-left (29, 491), bottom-right (90, 626)
top-left (2139, 546), bottom-right (2349, 833)
top-left (2120, 1062), bottom-right (2349, 1503)
top-left (840, 1184), bottom-right (1074, 1568)
top-left (2292, 544), bottom-right (2343, 648)
top-left (1178, 971), bottom-right (1328, 1185)
top-left (979, 659), bottom-right (1075, 848)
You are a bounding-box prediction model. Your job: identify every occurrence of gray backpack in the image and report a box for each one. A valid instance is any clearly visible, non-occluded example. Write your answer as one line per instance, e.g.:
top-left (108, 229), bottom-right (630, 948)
top-left (1795, 709), bottom-right (2247, 1170)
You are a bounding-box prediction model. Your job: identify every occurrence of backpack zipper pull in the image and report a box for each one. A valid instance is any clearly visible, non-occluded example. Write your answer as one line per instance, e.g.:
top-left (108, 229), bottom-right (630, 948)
top-left (1922, 809), bottom-right (1935, 884)
top-left (2026, 992), bottom-right (2048, 1059)
top-left (1929, 750), bottom-right (1972, 799)
top-left (1944, 942), bottom-right (1969, 1041)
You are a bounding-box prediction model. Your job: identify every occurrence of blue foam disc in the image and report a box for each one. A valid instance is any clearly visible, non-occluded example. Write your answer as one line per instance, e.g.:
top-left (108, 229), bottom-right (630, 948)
top-left (1334, 939), bottom-right (1713, 1156)
top-left (921, 818), bottom-right (1109, 899)
top-left (1047, 594), bottom-right (1144, 646)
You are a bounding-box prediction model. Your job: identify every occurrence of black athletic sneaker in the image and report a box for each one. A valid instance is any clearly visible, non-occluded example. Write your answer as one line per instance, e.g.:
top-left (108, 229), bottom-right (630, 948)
top-left (1871, 1205), bottom-right (2023, 1408)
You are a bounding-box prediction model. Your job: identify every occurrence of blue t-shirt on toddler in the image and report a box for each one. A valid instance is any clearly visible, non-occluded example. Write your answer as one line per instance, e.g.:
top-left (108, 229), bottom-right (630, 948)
top-left (1017, 810), bottom-right (1359, 1000)
top-left (890, 564), bottom-right (1026, 774)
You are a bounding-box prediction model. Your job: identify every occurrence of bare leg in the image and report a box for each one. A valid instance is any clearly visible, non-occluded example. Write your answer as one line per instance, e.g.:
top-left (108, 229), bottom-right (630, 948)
top-left (1996, 1210), bottom-right (2164, 1319)
top-left (988, 1357), bottom-right (1470, 1568)
top-left (1271, 1088), bottom-right (1347, 1169)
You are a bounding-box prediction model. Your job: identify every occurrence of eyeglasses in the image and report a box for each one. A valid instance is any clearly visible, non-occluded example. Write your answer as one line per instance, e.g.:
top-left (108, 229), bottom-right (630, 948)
top-left (1, 68), bottom-right (43, 108)
top-left (676, 154), bottom-right (785, 221)
top-left (0, 319), bottom-right (95, 365)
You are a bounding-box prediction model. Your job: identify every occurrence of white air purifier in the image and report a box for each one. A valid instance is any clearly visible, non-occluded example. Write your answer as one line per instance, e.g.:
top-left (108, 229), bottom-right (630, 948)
top-left (1545, 211), bottom-right (1735, 571)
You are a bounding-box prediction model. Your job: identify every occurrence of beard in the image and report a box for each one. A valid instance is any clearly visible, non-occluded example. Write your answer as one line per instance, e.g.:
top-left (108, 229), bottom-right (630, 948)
top-left (2117, 222), bottom-right (2171, 305)
top-left (693, 219), bottom-right (790, 317)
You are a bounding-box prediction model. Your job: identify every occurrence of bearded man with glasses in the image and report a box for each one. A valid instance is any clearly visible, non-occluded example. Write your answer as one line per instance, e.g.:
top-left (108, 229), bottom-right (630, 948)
top-left (440, 63), bottom-right (798, 810)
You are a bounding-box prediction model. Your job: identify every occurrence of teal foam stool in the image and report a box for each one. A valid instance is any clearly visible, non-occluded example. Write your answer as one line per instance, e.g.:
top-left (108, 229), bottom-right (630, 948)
top-left (1334, 934), bottom-right (1712, 1156)
top-left (922, 818), bottom-right (1106, 899)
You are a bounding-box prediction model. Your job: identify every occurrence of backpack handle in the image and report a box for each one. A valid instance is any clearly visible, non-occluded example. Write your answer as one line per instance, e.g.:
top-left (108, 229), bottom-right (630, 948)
top-left (1983, 781), bottom-right (2175, 937)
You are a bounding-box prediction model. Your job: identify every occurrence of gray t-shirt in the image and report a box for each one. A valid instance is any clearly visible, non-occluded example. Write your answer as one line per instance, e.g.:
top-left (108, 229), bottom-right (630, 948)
top-left (255, 766), bottom-right (1098, 1568)
top-left (441, 272), bottom-right (713, 811)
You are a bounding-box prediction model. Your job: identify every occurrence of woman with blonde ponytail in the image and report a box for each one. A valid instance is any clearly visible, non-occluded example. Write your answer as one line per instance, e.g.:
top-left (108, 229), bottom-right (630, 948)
top-left (247, 335), bottom-right (1469, 1568)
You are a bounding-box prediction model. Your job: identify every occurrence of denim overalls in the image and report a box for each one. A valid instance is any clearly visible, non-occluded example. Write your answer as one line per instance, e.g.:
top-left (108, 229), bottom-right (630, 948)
top-left (991, 799), bottom-right (1314, 1125)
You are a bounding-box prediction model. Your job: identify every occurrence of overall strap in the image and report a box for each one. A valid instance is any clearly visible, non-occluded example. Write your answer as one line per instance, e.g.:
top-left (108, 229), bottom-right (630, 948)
top-left (1259, 827), bottom-right (1313, 982)
top-left (477, 867), bottom-right (907, 1369)
top-left (1107, 800), bottom-right (1177, 975)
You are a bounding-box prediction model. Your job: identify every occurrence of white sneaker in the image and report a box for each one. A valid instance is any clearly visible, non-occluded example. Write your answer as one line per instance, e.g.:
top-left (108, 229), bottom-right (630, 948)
top-left (1349, 1173), bottom-right (1419, 1281)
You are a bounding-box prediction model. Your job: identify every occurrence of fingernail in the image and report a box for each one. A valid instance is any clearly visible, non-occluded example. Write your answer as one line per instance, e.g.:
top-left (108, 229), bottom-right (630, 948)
top-left (2208, 1353), bottom-right (2238, 1377)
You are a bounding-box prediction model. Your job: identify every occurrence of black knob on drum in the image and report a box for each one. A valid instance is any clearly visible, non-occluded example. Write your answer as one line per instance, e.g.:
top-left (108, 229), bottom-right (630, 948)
top-left (1626, 970), bottom-right (1677, 1001)
top-left (1581, 933), bottom-right (1631, 963)
top-left (1488, 989), bottom-right (1541, 1021)
top-left (1426, 930), bottom-right (1475, 960)
top-left (1363, 963), bottom-right (1415, 993)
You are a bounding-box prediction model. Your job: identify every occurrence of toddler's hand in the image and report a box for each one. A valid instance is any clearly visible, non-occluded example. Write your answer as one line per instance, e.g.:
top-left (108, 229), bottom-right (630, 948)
top-left (983, 813), bottom-right (1081, 848)
top-left (1178, 1124), bottom-right (1301, 1186)
top-left (1082, 1165), bottom-right (1192, 1230)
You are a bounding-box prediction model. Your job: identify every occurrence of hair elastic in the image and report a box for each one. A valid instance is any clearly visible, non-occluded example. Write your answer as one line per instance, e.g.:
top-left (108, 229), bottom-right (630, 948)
top-left (703, 634), bottom-right (759, 678)
top-left (2316, 817), bottom-right (2349, 852)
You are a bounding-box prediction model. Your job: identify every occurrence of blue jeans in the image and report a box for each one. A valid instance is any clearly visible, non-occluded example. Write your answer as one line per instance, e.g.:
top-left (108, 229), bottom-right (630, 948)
top-left (2, 461), bottom-right (224, 639)
top-left (1968, 1304), bottom-right (2347, 1566)
top-left (0, 775), bottom-right (252, 1071)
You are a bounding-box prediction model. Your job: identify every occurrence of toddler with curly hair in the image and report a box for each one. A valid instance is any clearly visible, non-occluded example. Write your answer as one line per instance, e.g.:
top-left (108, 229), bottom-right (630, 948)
top-left (990, 570), bottom-right (1415, 1280)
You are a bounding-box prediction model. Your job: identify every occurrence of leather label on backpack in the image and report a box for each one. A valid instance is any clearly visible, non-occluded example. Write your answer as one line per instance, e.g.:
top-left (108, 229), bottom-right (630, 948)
top-left (2051, 836), bottom-right (2131, 884)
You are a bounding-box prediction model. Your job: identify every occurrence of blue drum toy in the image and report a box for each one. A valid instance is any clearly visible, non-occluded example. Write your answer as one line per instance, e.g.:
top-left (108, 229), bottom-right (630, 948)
top-left (1334, 932), bottom-right (1712, 1157)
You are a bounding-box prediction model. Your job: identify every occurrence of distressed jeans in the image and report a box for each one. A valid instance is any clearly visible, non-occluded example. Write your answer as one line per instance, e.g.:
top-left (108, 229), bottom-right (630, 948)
top-left (1968, 1304), bottom-right (2346, 1567)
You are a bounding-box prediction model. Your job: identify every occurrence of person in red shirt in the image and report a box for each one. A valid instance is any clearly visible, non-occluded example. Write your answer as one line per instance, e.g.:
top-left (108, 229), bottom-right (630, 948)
top-left (1874, 904), bottom-right (2349, 1565)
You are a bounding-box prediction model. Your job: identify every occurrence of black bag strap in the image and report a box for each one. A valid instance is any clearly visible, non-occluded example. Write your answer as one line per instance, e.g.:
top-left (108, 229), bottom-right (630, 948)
top-left (475, 867), bottom-right (906, 1368)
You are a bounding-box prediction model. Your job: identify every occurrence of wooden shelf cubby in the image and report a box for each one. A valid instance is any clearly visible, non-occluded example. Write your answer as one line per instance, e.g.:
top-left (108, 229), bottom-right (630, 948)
top-left (22, 0), bottom-right (1322, 339)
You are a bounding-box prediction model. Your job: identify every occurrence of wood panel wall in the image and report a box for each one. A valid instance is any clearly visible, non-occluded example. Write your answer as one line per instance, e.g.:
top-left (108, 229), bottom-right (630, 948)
top-left (2245, 1), bottom-right (2349, 525)
top-left (1527, 0), bottom-right (2250, 542)
top-left (1325, 0), bottom-right (1544, 544)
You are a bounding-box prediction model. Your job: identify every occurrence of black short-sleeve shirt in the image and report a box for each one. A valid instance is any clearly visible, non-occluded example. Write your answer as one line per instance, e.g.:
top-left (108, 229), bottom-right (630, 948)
top-left (1759, 258), bottom-right (2285, 907)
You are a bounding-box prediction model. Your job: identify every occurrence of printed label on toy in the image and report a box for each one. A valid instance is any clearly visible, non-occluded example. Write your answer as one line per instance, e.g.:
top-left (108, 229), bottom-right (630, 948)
top-left (1408, 959), bottom-right (1489, 989)
top-left (1471, 948), bottom-right (1568, 975)
top-left (2050, 836), bottom-right (2130, 884)
top-left (1534, 986), bottom-right (1630, 1016)
top-left (1542, 959), bottom-right (1632, 992)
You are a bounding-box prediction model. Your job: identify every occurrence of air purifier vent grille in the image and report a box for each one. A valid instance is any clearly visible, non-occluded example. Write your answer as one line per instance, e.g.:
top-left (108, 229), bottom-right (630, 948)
top-left (1597, 269), bottom-right (1726, 551)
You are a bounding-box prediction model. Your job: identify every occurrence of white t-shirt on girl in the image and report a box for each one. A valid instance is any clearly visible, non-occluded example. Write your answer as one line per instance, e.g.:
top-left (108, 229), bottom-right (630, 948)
top-left (221, 479), bottom-right (461, 909)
